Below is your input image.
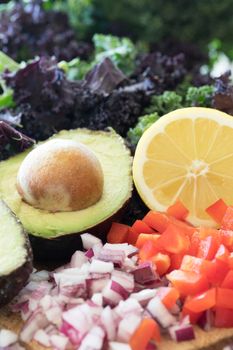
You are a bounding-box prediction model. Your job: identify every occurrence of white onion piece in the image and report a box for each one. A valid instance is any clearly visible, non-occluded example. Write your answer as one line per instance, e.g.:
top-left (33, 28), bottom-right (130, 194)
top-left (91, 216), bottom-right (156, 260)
top-left (0, 330), bottom-right (18, 347)
top-left (102, 281), bottom-right (123, 306)
top-left (70, 251), bottom-right (88, 268)
top-left (79, 326), bottom-right (105, 350)
top-left (147, 297), bottom-right (177, 328)
top-left (117, 314), bottom-right (141, 342)
top-left (89, 259), bottom-right (114, 274)
top-left (130, 289), bottom-right (157, 306)
top-left (169, 324), bottom-right (195, 342)
top-left (108, 342), bottom-right (132, 350)
top-left (33, 329), bottom-right (51, 347)
top-left (98, 249), bottom-right (126, 267)
top-left (87, 278), bottom-right (109, 297)
top-left (91, 293), bottom-right (103, 306)
top-left (62, 305), bottom-right (92, 337)
top-left (115, 299), bottom-right (142, 318)
top-left (103, 243), bottom-right (137, 257)
top-left (100, 306), bottom-right (116, 341)
top-left (20, 310), bottom-right (49, 342)
top-left (112, 270), bottom-right (134, 293)
top-left (50, 334), bottom-right (69, 350)
top-left (81, 233), bottom-right (102, 250)
top-left (45, 306), bottom-right (62, 327)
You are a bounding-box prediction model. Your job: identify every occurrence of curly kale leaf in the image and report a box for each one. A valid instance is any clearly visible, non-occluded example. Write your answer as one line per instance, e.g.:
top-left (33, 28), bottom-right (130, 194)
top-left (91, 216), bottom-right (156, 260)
top-left (93, 34), bottom-right (137, 75)
top-left (185, 85), bottom-right (214, 107)
top-left (145, 91), bottom-right (183, 115)
top-left (127, 113), bottom-right (159, 145)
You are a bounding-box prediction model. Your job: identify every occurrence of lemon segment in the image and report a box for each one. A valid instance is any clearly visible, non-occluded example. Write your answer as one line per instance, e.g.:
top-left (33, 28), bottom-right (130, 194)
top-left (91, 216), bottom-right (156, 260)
top-left (133, 107), bottom-right (233, 227)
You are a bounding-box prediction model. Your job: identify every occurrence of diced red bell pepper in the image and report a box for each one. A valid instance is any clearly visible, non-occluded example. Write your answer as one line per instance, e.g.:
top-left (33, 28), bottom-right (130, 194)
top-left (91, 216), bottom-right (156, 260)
top-left (132, 220), bottom-right (155, 235)
top-left (184, 288), bottom-right (216, 313)
top-left (219, 229), bottom-right (233, 250)
top-left (182, 306), bottom-right (202, 324)
top-left (197, 235), bottom-right (220, 260)
top-left (127, 228), bottom-right (140, 245)
top-left (166, 270), bottom-right (209, 296)
top-left (215, 244), bottom-right (229, 262)
top-left (188, 231), bottom-right (201, 256)
top-left (139, 240), bottom-right (158, 261)
top-left (136, 233), bottom-right (160, 249)
top-left (216, 288), bottom-right (233, 309)
top-left (228, 252), bottom-right (233, 269)
top-left (156, 287), bottom-right (180, 310)
top-left (107, 222), bottom-right (130, 244)
top-left (151, 253), bottom-right (170, 276)
top-left (166, 200), bottom-right (189, 220)
top-left (207, 259), bottom-right (229, 285)
top-left (206, 199), bottom-right (228, 225)
top-left (221, 270), bottom-right (233, 288)
top-left (180, 255), bottom-right (212, 276)
top-left (156, 224), bottom-right (190, 254)
top-left (169, 217), bottom-right (197, 237)
top-left (221, 206), bottom-right (233, 230)
top-left (169, 253), bottom-right (184, 271)
top-left (215, 307), bottom-right (233, 328)
top-left (199, 226), bottom-right (222, 244)
top-left (129, 318), bottom-right (160, 350)
top-left (143, 211), bottom-right (169, 233)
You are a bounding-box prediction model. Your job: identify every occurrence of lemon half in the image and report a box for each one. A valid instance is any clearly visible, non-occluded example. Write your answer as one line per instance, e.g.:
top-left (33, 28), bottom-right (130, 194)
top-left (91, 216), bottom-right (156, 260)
top-left (133, 107), bottom-right (233, 227)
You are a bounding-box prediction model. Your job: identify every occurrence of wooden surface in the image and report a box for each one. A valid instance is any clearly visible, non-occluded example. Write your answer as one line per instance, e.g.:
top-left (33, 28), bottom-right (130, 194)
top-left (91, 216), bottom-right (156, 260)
top-left (0, 306), bottom-right (233, 350)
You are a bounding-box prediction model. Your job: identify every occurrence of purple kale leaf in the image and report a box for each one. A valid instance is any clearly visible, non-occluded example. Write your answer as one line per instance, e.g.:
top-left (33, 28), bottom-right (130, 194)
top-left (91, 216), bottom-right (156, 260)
top-left (4, 57), bottom-right (78, 140)
top-left (84, 58), bottom-right (126, 96)
top-left (212, 71), bottom-right (233, 115)
top-left (0, 121), bottom-right (35, 161)
top-left (0, 1), bottom-right (92, 62)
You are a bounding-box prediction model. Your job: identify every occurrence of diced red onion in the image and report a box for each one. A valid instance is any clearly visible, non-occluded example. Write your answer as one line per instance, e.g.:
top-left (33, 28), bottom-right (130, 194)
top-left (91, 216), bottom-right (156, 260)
top-left (85, 248), bottom-right (94, 259)
top-left (169, 324), bottom-right (195, 342)
top-left (20, 309), bottom-right (49, 342)
top-left (102, 281), bottom-right (123, 307)
top-left (70, 250), bottom-right (88, 268)
top-left (117, 314), bottom-right (141, 342)
top-left (103, 243), bottom-right (138, 258)
top-left (98, 249), bottom-right (126, 267)
top-left (62, 305), bottom-right (93, 337)
top-left (91, 293), bottom-right (103, 306)
top-left (197, 310), bottom-right (214, 331)
top-left (81, 233), bottom-right (102, 250)
top-left (60, 321), bottom-right (81, 346)
top-left (50, 334), bottom-right (69, 350)
top-left (112, 270), bottom-right (134, 293)
top-left (33, 329), bottom-right (51, 347)
top-left (108, 342), bottom-right (132, 350)
top-left (100, 306), bottom-right (116, 341)
top-left (223, 345), bottom-right (233, 350)
top-left (115, 299), bottom-right (142, 318)
top-left (87, 277), bottom-right (109, 297)
top-left (89, 259), bottom-right (114, 274)
top-left (132, 262), bottom-right (159, 284)
top-left (110, 280), bottom-right (130, 300)
top-left (147, 297), bottom-right (177, 328)
top-left (146, 342), bottom-right (157, 350)
top-left (0, 330), bottom-right (18, 347)
top-left (45, 306), bottom-right (62, 327)
top-left (130, 289), bottom-right (157, 306)
top-left (79, 326), bottom-right (105, 350)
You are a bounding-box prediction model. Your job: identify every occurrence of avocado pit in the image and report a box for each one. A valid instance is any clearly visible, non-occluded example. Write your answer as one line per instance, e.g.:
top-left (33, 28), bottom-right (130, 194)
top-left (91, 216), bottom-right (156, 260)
top-left (16, 139), bottom-right (104, 212)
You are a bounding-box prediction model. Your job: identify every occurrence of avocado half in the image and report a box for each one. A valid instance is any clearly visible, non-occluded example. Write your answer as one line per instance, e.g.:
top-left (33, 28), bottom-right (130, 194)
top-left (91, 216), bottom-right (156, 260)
top-left (0, 200), bottom-right (33, 307)
top-left (0, 129), bottom-right (133, 260)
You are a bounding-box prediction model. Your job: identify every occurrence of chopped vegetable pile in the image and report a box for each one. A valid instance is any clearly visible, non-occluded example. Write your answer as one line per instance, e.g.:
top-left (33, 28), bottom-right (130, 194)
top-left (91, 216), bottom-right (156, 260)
top-left (108, 199), bottom-right (233, 332)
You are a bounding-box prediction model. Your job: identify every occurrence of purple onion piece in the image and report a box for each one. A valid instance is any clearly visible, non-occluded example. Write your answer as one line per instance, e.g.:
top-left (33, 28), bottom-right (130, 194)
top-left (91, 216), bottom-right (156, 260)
top-left (110, 281), bottom-right (130, 300)
top-left (169, 324), bottom-right (195, 342)
top-left (132, 262), bottom-right (159, 284)
top-left (197, 309), bottom-right (214, 331)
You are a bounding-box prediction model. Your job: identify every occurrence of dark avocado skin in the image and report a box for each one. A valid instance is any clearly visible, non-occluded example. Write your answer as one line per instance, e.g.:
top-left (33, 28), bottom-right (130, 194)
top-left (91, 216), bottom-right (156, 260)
top-left (0, 207), bottom-right (33, 308)
top-left (30, 203), bottom-right (128, 261)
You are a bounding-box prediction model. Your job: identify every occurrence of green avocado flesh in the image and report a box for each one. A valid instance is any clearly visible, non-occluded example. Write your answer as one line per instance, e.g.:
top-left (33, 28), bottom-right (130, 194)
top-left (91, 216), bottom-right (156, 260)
top-left (0, 200), bottom-right (27, 275)
top-left (0, 129), bottom-right (133, 239)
